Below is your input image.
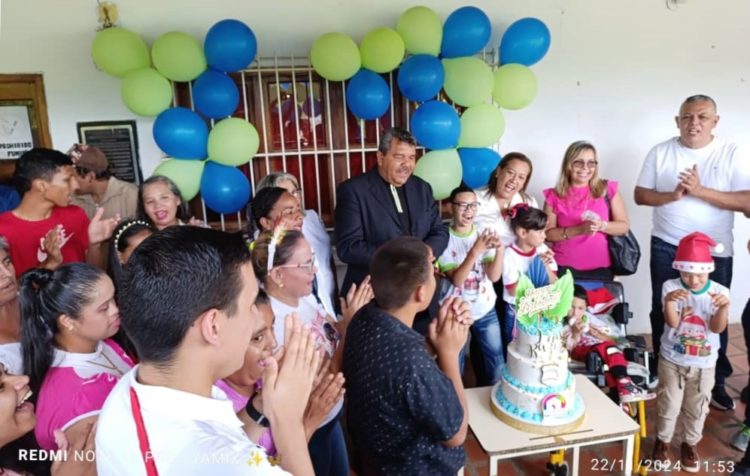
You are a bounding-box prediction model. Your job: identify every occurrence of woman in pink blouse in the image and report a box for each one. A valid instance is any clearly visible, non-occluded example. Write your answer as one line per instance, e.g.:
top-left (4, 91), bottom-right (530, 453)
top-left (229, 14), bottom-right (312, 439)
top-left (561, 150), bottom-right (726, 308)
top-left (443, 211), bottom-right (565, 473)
top-left (543, 141), bottom-right (631, 279)
top-left (19, 263), bottom-right (133, 450)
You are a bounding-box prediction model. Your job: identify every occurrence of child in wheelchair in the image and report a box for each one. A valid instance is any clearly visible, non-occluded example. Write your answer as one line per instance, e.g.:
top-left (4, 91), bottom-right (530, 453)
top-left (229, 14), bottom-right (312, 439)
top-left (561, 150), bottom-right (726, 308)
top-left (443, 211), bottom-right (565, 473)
top-left (563, 284), bottom-right (655, 404)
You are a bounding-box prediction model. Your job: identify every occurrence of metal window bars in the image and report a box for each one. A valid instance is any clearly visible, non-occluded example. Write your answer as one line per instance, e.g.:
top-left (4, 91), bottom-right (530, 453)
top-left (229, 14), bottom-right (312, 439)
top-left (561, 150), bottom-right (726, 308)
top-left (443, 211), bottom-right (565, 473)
top-left (176, 49), bottom-right (499, 232)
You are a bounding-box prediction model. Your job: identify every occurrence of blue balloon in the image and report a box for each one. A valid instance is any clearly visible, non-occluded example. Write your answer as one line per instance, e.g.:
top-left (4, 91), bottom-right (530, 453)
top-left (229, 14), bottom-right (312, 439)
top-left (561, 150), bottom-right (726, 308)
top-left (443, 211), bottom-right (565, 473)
top-left (193, 70), bottom-right (240, 119)
top-left (205, 19), bottom-right (257, 73)
top-left (458, 147), bottom-right (501, 188)
top-left (200, 161), bottom-right (251, 214)
top-left (410, 101), bottom-right (460, 150)
top-left (500, 18), bottom-right (551, 66)
top-left (153, 107), bottom-right (208, 159)
top-left (397, 54), bottom-right (444, 102)
top-left (345, 69), bottom-right (390, 120)
top-left (441, 6), bottom-right (492, 58)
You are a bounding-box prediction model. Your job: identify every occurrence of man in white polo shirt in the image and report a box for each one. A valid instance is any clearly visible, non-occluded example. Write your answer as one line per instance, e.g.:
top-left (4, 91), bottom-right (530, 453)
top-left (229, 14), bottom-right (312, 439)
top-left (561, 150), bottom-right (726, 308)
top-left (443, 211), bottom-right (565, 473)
top-left (96, 227), bottom-right (318, 475)
top-left (635, 94), bottom-right (750, 411)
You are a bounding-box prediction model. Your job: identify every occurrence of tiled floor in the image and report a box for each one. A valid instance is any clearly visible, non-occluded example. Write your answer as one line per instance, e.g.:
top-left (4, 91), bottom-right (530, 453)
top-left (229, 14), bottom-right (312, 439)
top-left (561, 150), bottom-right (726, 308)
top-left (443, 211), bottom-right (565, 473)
top-left (462, 323), bottom-right (749, 476)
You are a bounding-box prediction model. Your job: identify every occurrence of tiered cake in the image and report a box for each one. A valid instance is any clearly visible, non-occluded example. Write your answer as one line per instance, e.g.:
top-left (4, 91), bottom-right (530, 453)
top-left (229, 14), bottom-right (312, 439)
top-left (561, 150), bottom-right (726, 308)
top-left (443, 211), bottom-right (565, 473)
top-left (491, 272), bottom-right (585, 434)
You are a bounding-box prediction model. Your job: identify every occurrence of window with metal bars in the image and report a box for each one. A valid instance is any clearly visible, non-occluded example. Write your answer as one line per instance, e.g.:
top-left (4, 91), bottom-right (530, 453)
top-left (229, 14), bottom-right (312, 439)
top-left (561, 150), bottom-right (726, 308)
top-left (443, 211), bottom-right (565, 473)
top-left (175, 54), bottom-right (413, 232)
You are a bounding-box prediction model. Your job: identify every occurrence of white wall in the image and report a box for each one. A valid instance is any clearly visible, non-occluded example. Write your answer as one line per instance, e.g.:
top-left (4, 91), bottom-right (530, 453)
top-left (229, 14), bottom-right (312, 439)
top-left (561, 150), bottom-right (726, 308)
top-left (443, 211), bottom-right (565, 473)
top-left (2, 0), bottom-right (750, 333)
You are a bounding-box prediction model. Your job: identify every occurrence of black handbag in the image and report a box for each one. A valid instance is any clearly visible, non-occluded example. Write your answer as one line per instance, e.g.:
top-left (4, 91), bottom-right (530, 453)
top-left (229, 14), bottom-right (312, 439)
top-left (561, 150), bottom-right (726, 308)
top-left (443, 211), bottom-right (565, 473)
top-left (604, 183), bottom-right (641, 276)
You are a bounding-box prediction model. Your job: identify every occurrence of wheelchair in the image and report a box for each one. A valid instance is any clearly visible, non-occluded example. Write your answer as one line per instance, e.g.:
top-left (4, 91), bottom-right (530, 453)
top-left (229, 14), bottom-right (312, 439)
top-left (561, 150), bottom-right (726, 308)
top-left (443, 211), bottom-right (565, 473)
top-left (547, 278), bottom-right (652, 476)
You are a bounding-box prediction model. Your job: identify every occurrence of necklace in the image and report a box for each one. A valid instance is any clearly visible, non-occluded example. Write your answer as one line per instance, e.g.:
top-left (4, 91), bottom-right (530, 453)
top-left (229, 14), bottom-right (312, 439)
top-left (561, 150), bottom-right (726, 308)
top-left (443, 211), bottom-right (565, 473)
top-left (86, 351), bottom-right (124, 376)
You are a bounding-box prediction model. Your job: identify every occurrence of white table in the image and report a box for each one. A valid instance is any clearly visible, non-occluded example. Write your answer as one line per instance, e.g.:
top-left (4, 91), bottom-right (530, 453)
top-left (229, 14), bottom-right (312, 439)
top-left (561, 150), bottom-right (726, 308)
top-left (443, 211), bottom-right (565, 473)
top-left (466, 375), bottom-right (640, 476)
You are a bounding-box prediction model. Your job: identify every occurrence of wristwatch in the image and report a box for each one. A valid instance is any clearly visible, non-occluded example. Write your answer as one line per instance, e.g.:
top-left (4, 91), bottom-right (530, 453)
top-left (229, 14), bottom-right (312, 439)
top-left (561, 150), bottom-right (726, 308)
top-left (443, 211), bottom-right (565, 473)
top-left (245, 395), bottom-right (270, 427)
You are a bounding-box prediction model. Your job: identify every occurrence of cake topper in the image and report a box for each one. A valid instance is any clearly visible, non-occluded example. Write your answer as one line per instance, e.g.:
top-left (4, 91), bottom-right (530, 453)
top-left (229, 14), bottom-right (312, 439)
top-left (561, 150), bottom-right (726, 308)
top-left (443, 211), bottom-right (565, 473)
top-left (515, 270), bottom-right (574, 329)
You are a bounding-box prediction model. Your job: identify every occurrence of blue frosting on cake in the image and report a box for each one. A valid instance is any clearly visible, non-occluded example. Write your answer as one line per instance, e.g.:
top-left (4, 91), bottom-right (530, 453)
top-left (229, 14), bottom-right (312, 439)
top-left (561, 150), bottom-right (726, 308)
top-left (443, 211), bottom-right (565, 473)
top-left (517, 316), bottom-right (560, 336)
top-left (495, 386), bottom-right (583, 423)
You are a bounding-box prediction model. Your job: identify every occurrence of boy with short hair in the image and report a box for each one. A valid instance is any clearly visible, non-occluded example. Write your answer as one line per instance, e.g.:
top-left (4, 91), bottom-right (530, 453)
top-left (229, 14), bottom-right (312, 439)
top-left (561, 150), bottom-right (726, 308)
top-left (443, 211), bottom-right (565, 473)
top-left (344, 236), bottom-right (470, 475)
top-left (0, 148), bottom-right (118, 276)
top-left (97, 227), bottom-right (318, 475)
top-left (438, 184), bottom-right (504, 384)
top-left (652, 232), bottom-right (730, 473)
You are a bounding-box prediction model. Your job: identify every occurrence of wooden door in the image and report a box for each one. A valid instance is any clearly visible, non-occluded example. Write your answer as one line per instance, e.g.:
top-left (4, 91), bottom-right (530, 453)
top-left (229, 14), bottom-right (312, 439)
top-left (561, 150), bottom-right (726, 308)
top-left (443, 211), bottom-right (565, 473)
top-left (0, 74), bottom-right (52, 181)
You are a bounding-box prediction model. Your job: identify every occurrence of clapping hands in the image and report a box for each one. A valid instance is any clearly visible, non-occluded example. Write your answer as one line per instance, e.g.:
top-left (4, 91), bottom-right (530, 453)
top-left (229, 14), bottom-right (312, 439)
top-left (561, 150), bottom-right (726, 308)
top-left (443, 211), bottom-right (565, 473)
top-left (428, 297), bottom-right (471, 359)
top-left (678, 164), bottom-right (702, 195)
top-left (339, 276), bottom-right (374, 326)
top-left (262, 314), bottom-right (321, 426)
top-left (42, 225), bottom-right (64, 268)
top-left (472, 229), bottom-right (504, 255)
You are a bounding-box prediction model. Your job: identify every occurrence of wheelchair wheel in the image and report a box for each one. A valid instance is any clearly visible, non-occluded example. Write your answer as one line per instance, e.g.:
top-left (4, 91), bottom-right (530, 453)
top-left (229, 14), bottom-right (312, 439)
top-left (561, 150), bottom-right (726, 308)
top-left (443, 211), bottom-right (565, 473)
top-left (546, 461), bottom-right (569, 476)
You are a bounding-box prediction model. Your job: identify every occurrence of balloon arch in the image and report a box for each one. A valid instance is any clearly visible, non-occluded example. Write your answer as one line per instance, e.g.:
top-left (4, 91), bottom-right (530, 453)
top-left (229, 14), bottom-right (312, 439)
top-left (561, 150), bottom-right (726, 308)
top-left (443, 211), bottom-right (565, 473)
top-left (91, 8), bottom-right (551, 211)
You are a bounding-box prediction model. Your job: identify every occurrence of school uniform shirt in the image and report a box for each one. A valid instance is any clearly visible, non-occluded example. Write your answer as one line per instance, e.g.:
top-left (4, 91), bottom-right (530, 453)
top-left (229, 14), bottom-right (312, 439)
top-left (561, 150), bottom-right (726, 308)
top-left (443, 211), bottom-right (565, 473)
top-left (660, 278), bottom-right (728, 369)
top-left (35, 339), bottom-right (133, 450)
top-left (343, 303), bottom-right (465, 475)
top-left (269, 294), bottom-right (343, 428)
top-left (96, 366), bottom-right (289, 476)
top-left (502, 243), bottom-right (557, 304)
top-left (437, 225), bottom-right (497, 319)
top-left (0, 206), bottom-right (90, 277)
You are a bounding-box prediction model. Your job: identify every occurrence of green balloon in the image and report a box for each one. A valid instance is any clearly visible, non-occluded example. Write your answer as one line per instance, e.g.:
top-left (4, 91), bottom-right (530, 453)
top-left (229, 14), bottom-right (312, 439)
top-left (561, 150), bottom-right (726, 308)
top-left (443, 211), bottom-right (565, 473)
top-left (442, 57), bottom-right (494, 107)
top-left (397, 6), bottom-right (442, 56)
top-left (121, 68), bottom-right (173, 117)
top-left (152, 31), bottom-right (206, 82)
top-left (152, 159), bottom-right (205, 201)
top-left (414, 149), bottom-right (462, 200)
top-left (360, 28), bottom-right (405, 74)
top-left (310, 33), bottom-right (361, 81)
top-left (91, 27), bottom-right (150, 78)
top-left (459, 104), bottom-right (505, 148)
top-left (492, 64), bottom-right (538, 110)
top-left (207, 118), bottom-right (259, 166)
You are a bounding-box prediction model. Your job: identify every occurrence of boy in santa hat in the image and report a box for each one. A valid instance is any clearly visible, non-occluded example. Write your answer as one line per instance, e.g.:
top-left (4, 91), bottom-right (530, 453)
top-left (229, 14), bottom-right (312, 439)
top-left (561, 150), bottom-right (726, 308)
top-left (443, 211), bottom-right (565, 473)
top-left (652, 232), bottom-right (730, 473)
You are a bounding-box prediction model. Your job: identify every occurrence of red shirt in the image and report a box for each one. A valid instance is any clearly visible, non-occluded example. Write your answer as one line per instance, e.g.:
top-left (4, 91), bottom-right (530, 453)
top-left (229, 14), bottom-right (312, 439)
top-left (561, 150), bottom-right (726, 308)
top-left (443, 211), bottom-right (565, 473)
top-left (0, 206), bottom-right (90, 277)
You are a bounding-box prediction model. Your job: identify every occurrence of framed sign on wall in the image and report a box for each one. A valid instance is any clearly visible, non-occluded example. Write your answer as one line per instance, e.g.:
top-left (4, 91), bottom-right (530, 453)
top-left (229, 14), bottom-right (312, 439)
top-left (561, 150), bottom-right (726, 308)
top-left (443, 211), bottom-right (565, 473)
top-left (0, 74), bottom-right (53, 181)
top-left (0, 103), bottom-right (35, 159)
top-left (77, 120), bottom-right (143, 185)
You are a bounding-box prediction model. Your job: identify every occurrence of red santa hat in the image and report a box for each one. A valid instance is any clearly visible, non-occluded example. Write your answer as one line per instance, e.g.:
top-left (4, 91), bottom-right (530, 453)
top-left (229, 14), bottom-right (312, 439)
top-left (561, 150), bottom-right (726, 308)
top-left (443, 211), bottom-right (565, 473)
top-left (672, 232), bottom-right (723, 273)
top-left (681, 315), bottom-right (706, 329)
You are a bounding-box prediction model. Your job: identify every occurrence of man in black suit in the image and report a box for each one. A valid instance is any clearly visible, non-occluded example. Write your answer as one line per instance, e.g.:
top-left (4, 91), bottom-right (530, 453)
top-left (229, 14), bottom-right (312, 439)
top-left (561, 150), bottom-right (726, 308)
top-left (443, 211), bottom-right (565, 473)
top-left (335, 127), bottom-right (448, 331)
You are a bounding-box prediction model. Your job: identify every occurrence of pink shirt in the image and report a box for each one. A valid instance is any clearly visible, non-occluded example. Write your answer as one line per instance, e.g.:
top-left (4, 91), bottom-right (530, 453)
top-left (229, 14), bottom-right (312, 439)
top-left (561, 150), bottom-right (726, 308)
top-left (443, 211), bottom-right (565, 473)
top-left (215, 379), bottom-right (277, 456)
top-left (35, 339), bottom-right (133, 450)
top-left (543, 181), bottom-right (618, 271)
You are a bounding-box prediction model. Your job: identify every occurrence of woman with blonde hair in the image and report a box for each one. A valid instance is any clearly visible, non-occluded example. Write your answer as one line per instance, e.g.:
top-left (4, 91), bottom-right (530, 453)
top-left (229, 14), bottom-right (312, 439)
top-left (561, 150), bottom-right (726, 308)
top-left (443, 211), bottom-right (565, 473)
top-left (543, 141), bottom-right (631, 279)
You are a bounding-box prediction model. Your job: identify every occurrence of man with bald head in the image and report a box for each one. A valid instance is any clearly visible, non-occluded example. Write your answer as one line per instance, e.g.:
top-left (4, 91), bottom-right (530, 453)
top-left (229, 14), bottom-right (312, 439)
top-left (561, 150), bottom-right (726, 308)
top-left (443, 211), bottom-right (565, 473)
top-left (635, 94), bottom-right (750, 411)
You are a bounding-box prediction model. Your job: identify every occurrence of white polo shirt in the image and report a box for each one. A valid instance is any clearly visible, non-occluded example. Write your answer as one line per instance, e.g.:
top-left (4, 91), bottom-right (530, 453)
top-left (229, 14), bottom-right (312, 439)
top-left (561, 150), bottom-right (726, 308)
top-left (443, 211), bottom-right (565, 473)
top-left (96, 366), bottom-right (289, 476)
top-left (636, 136), bottom-right (750, 256)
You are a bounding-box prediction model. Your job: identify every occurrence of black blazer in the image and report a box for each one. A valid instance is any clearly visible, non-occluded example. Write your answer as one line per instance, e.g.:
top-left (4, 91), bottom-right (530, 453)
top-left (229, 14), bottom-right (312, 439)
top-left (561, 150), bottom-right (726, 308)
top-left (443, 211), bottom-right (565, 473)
top-left (334, 168), bottom-right (448, 294)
